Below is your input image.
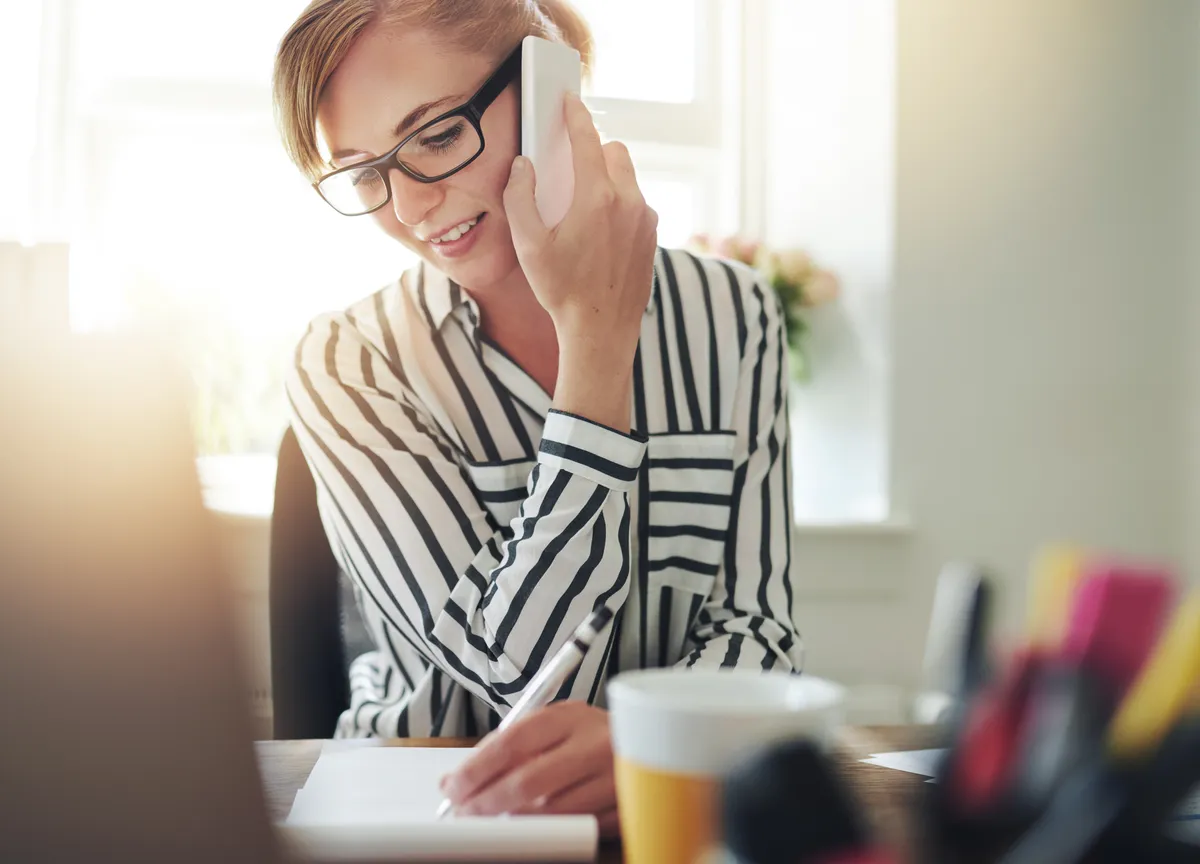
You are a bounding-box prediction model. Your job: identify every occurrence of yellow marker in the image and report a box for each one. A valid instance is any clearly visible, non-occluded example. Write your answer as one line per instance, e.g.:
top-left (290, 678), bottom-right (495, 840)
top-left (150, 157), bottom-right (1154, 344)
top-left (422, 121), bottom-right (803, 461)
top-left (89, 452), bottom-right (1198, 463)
top-left (1192, 654), bottom-right (1200, 710)
top-left (1026, 544), bottom-right (1086, 650)
top-left (1109, 592), bottom-right (1200, 760)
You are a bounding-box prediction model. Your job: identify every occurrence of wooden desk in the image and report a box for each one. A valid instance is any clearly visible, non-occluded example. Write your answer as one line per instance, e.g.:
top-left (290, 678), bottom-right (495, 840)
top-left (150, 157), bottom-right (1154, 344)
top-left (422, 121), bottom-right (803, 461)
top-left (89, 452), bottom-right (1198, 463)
top-left (257, 725), bottom-right (939, 863)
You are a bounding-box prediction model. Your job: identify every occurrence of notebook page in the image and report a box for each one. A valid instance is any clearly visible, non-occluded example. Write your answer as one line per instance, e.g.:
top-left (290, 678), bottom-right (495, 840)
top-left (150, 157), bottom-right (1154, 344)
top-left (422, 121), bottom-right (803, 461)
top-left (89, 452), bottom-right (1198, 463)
top-left (280, 748), bottom-right (598, 862)
top-left (289, 748), bottom-right (471, 823)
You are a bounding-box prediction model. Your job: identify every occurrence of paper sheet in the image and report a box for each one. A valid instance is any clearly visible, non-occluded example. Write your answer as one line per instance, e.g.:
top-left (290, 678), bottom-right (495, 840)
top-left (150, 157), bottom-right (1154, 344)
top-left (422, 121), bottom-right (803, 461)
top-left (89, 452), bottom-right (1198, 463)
top-left (288, 748), bottom-right (469, 823)
top-left (278, 747), bottom-right (598, 861)
top-left (859, 748), bottom-right (944, 779)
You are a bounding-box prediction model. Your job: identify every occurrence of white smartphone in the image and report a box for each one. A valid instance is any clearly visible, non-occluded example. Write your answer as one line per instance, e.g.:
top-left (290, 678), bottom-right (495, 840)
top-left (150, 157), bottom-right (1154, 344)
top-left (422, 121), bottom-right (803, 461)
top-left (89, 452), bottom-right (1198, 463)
top-left (520, 35), bottom-right (581, 228)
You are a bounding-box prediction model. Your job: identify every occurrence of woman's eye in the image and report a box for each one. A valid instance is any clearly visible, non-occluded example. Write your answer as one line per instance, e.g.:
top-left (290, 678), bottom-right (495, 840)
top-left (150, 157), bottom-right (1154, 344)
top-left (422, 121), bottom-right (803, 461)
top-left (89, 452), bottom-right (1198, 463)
top-left (419, 123), bottom-right (464, 153)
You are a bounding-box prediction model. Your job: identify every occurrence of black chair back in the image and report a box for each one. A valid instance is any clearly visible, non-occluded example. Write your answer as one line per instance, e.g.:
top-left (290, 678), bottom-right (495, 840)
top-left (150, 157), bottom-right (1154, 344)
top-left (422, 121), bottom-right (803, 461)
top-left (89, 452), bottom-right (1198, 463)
top-left (268, 426), bottom-right (348, 739)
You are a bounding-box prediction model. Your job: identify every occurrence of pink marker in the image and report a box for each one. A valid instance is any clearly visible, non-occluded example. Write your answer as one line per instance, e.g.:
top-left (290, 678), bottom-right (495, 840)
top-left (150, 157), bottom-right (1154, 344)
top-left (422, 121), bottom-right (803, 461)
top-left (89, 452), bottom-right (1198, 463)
top-left (1062, 564), bottom-right (1176, 700)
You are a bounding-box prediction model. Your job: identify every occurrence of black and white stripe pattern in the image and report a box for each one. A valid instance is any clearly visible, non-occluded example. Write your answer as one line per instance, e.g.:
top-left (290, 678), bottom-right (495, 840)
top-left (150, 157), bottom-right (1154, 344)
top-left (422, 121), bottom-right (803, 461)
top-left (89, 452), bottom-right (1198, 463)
top-left (287, 247), bottom-right (804, 738)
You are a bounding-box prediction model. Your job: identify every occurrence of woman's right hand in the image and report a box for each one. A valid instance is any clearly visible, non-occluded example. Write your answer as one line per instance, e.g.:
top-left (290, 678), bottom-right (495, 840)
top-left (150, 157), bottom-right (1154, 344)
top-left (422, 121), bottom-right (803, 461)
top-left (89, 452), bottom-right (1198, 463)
top-left (503, 93), bottom-right (658, 432)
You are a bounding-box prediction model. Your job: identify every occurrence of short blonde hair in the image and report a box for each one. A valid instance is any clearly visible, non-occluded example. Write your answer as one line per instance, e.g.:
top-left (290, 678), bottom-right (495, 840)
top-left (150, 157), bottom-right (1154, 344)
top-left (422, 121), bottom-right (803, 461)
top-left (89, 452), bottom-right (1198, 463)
top-left (272, 0), bottom-right (593, 183)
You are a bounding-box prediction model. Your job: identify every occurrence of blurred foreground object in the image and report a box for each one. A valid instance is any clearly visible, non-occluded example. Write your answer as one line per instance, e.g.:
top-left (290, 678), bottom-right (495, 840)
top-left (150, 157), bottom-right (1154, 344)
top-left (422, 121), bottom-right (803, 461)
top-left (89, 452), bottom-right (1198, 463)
top-left (721, 737), bottom-right (899, 864)
top-left (918, 563), bottom-right (994, 728)
top-left (0, 329), bottom-right (286, 863)
top-left (922, 550), bottom-right (1200, 864)
top-left (681, 545), bottom-right (1200, 864)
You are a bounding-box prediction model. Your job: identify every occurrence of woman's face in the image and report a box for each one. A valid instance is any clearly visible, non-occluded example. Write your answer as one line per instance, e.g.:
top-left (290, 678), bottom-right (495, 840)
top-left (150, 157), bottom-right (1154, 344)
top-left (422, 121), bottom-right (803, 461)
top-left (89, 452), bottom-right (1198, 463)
top-left (317, 26), bottom-right (521, 290)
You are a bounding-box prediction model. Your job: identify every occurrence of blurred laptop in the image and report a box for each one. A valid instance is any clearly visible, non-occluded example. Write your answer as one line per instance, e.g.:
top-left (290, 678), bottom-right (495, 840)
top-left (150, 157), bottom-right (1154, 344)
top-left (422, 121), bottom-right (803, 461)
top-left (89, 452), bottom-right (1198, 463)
top-left (0, 329), bottom-right (288, 863)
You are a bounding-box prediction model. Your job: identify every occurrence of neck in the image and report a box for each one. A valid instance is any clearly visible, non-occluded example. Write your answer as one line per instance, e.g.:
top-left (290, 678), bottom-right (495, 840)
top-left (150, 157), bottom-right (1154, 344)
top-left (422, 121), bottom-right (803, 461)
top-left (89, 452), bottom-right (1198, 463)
top-left (464, 264), bottom-right (559, 396)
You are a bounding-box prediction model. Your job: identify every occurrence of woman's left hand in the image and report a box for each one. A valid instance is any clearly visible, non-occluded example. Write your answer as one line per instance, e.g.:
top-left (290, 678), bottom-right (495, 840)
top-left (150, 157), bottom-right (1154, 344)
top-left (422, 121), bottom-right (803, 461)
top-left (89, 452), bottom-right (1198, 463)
top-left (438, 702), bottom-right (620, 837)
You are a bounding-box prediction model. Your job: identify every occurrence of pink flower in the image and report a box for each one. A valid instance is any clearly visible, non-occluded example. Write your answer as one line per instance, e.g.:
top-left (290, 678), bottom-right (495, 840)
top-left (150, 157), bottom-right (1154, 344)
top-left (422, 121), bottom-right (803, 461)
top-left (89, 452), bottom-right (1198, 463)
top-left (802, 269), bottom-right (841, 306)
top-left (713, 234), bottom-right (740, 260)
top-left (733, 236), bottom-right (761, 266)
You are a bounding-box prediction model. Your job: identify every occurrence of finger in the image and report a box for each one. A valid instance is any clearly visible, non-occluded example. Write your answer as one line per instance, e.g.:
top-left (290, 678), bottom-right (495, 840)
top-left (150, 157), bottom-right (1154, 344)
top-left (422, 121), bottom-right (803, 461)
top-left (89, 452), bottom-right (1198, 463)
top-left (639, 206), bottom-right (660, 257)
top-left (456, 737), bottom-right (602, 816)
top-left (538, 769), bottom-right (616, 816)
top-left (563, 92), bottom-right (608, 191)
top-left (440, 707), bottom-right (571, 803)
top-left (456, 743), bottom-right (597, 816)
top-left (601, 141), bottom-right (639, 199)
top-left (502, 155), bottom-right (548, 251)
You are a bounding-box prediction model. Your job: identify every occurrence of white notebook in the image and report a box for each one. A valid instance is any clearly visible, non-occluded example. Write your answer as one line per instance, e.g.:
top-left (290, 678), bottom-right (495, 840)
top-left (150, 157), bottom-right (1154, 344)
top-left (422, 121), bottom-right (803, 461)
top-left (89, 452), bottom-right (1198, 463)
top-left (277, 745), bottom-right (598, 862)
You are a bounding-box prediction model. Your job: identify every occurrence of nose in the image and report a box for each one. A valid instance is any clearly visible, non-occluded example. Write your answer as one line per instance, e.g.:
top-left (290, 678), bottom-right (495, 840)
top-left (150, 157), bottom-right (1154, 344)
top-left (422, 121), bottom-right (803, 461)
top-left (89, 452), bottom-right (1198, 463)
top-left (388, 167), bottom-right (444, 228)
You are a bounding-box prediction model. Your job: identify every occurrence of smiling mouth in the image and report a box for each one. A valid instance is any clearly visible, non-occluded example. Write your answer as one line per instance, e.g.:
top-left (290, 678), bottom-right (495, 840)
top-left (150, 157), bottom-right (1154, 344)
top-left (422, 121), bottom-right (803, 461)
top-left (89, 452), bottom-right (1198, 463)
top-left (428, 214), bottom-right (484, 244)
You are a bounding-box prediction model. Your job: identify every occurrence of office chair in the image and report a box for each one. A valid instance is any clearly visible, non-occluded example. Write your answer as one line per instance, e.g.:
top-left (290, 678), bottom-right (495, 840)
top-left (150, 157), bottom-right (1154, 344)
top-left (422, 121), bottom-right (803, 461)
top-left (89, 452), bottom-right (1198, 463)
top-left (268, 425), bottom-right (357, 739)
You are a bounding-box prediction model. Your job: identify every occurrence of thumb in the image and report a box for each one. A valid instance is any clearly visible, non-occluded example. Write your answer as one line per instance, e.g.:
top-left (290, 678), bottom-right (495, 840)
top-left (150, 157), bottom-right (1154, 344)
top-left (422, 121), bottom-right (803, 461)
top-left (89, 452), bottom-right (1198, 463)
top-left (502, 156), bottom-right (548, 252)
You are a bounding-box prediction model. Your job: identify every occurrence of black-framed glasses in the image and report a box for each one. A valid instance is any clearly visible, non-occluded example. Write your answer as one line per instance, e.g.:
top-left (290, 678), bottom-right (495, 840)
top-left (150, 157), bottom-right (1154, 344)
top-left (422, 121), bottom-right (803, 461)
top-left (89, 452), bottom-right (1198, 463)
top-left (315, 44), bottom-right (521, 216)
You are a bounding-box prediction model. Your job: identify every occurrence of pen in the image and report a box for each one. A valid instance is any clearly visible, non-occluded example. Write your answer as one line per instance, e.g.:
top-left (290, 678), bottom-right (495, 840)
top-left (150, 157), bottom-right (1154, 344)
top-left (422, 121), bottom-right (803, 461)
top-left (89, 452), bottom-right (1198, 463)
top-left (959, 568), bottom-right (993, 703)
top-left (434, 603), bottom-right (616, 819)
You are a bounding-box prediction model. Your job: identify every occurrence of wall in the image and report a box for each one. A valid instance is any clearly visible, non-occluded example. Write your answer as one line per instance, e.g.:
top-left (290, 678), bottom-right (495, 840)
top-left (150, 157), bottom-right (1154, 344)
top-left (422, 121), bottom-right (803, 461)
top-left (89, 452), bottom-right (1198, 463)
top-left (772, 0), bottom-right (1196, 709)
top-left (1187, 9), bottom-right (1200, 589)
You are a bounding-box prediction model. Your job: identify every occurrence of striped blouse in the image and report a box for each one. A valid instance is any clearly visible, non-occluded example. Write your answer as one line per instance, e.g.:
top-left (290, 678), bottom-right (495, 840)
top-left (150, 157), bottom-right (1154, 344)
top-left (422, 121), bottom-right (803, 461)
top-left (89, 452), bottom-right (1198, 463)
top-left (286, 246), bottom-right (804, 738)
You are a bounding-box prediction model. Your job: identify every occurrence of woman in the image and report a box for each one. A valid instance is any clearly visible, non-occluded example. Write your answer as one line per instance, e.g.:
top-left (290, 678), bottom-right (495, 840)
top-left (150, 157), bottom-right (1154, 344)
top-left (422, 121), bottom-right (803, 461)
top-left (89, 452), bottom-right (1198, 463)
top-left (273, 0), bottom-right (802, 834)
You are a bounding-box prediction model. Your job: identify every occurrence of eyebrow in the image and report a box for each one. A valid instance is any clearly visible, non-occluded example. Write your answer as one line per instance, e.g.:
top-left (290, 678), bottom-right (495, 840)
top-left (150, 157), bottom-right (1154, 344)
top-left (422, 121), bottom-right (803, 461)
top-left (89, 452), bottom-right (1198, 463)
top-left (329, 94), bottom-right (463, 162)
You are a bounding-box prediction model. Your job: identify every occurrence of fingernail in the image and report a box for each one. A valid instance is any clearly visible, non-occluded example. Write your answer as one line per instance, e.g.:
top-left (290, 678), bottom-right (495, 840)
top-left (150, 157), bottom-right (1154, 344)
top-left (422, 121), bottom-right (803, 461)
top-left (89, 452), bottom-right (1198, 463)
top-left (510, 156), bottom-right (528, 177)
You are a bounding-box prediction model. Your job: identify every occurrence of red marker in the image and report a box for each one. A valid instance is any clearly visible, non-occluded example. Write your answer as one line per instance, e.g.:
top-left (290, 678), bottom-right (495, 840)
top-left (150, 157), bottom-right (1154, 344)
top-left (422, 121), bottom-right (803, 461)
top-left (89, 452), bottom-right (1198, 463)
top-left (950, 649), bottom-right (1044, 812)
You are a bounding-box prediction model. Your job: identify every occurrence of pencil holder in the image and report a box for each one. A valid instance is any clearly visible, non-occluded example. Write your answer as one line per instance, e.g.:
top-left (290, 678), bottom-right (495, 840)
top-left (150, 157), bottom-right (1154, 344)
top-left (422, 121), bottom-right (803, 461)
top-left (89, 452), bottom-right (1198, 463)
top-left (912, 554), bottom-right (1200, 864)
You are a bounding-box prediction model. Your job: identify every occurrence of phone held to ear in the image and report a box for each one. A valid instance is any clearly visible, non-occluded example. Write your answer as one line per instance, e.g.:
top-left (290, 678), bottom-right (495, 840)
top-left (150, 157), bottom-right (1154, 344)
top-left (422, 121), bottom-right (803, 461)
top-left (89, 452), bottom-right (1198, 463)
top-left (520, 35), bottom-right (581, 228)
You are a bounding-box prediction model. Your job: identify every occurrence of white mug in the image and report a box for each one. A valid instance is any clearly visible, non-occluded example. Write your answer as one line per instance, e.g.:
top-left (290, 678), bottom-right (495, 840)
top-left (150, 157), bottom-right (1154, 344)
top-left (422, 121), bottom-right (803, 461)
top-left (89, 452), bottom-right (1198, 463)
top-left (607, 669), bottom-right (846, 864)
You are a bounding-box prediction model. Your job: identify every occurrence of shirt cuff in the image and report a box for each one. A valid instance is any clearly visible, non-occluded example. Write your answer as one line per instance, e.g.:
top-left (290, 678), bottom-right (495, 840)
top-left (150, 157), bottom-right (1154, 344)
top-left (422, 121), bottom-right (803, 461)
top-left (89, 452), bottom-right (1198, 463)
top-left (538, 410), bottom-right (648, 491)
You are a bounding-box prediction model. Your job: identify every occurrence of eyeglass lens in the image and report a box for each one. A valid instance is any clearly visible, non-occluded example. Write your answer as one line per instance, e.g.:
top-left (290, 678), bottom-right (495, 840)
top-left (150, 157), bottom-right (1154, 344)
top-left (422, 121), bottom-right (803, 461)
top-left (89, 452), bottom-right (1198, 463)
top-left (319, 116), bottom-right (483, 215)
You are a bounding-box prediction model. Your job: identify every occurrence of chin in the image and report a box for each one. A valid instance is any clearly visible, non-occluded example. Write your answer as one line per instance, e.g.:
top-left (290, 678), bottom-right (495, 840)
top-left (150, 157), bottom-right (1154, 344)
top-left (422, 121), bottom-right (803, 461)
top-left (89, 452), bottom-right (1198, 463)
top-left (420, 237), bottom-right (520, 291)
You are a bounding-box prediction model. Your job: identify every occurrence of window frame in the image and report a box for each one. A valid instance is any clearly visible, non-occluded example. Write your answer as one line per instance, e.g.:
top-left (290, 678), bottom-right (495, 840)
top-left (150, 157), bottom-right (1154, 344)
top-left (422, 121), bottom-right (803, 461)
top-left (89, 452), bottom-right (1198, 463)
top-left (584, 0), bottom-right (744, 238)
top-left (40, 0), bottom-right (742, 252)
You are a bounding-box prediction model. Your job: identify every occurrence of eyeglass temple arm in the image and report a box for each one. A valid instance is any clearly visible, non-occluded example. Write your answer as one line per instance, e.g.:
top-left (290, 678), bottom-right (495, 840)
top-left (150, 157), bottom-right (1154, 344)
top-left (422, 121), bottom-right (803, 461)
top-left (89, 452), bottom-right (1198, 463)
top-left (471, 44), bottom-right (523, 115)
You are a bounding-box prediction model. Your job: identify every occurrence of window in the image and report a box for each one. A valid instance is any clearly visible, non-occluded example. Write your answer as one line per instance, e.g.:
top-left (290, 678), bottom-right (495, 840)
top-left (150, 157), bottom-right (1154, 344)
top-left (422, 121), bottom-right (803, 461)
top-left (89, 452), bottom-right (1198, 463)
top-left (756, 0), bottom-right (895, 524)
top-left (8, 0), bottom-right (895, 526)
top-left (0, 2), bottom-right (47, 240)
top-left (55, 1), bottom-right (414, 454)
top-left (574, 0), bottom-right (742, 241)
top-left (14, 0), bottom-right (735, 459)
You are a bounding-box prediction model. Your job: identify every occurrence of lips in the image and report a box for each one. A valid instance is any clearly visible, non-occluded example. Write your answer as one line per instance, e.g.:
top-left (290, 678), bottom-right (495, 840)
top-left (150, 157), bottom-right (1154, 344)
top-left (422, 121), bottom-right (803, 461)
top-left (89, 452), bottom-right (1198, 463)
top-left (424, 212), bottom-right (487, 259)
top-left (428, 215), bottom-right (481, 245)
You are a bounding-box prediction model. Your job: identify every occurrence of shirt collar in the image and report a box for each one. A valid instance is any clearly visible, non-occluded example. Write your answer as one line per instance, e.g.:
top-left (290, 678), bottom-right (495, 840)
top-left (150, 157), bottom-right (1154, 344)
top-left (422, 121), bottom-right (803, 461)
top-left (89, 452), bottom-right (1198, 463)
top-left (411, 262), bottom-right (472, 333)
